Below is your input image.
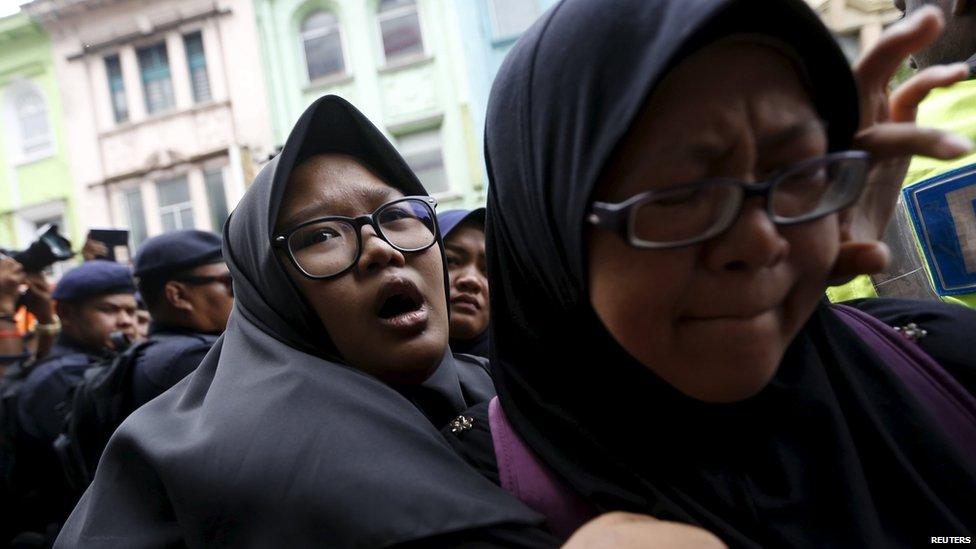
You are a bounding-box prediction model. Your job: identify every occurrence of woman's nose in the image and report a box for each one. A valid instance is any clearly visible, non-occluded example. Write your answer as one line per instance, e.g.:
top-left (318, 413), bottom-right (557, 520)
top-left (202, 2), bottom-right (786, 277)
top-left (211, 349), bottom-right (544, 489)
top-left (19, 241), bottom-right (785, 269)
top-left (700, 197), bottom-right (788, 273)
top-left (356, 225), bottom-right (406, 274)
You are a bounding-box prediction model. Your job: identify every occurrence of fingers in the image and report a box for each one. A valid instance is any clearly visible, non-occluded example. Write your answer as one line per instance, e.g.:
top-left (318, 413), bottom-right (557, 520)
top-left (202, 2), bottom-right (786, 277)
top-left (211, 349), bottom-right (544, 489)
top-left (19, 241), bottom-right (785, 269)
top-left (829, 241), bottom-right (891, 285)
top-left (854, 123), bottom-right (973, 160)
top-left (854, 5), bottom-right (943, 90)
top-left (890, 63), bottom-right (970, 122)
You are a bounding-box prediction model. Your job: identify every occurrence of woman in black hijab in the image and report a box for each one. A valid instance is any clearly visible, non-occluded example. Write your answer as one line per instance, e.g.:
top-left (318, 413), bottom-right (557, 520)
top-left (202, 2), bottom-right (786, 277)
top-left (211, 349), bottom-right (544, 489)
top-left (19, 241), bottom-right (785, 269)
top-left (448, 0), bottom-right (976, 547)
top-left (437, 208), bottom-right (491, 359)
top-left (53, 96), bottom-right (560, 547)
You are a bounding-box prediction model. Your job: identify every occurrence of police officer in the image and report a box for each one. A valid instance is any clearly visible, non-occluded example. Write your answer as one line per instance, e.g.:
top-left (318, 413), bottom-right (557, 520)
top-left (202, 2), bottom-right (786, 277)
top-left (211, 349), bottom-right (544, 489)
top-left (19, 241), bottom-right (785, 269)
top-left (17, 260), bottom-right (137, 443)
top-left (130, 230), bottom-right (232, 408)
top-left (12, 260), bottom-right (136, 538)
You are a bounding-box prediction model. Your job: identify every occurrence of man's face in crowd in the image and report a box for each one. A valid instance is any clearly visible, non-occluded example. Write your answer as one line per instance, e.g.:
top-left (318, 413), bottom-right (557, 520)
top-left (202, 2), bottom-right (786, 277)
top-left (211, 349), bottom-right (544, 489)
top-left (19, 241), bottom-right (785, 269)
top-left (894, 0), bottom-right (976, 68)
top-left (60, 293), bottom-right (138, 352)
top-left (171, 262), bottom-right (234, 333)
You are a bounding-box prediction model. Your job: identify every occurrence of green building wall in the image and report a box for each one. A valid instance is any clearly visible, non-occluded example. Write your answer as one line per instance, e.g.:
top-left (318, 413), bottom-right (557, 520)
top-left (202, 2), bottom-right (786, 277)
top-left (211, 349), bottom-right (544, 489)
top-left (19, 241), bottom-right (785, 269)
top-left (0, 13), bottom-right (78, 252)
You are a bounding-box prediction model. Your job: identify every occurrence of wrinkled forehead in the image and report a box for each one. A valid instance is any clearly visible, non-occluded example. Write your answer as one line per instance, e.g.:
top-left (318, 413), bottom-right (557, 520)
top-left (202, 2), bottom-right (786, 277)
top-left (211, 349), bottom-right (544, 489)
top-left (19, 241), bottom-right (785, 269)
top-left (276, 153), bottom-right (405, 231)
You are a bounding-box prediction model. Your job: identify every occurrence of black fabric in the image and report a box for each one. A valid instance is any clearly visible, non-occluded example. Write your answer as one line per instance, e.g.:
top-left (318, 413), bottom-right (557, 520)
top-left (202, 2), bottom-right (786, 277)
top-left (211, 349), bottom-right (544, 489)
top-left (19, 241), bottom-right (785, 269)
top-left (130, 323), bottom-right (218, 409)
top-left (56, 95), bottom-right (545, 548)
top-left (483, 0), bottom-right (976, 547)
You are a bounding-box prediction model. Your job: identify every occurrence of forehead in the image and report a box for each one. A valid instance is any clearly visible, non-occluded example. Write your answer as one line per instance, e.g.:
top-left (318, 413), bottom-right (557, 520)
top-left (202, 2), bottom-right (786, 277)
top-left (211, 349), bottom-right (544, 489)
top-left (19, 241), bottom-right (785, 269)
top-left (445, 224), bottom-right (486, 248)
top-left (88, 293), bottom-right (137, 308)
top-left (277, 153), bottom-right (404, 230)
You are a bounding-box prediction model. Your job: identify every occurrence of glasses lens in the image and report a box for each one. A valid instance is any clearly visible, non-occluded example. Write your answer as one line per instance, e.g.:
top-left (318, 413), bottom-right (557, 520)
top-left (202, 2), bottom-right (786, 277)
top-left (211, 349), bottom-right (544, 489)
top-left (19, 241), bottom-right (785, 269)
top-left (771, 156), bottom-right (868, 221)
top-left (288, 219), bottom-right (358, 277)
top-left (376, 199), bottom-right (437, 251)
top-left (631, 183), bottom-right (741, 245)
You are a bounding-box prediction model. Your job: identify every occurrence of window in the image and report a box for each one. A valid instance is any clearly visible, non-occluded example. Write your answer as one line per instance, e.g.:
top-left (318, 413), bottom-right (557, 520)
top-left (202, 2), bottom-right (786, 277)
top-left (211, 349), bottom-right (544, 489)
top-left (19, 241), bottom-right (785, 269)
top-left (156, 176), bottom-right (195, 231)
top-left (397, 128), bottom-right (448, 194)
top-left (12, 86), bottom-right (51, 157)
top-left (105, 55), bottom-right (129, 123)
top-left (204, 167), bottom-right (229, 231)
top-left (183, 32), bottom-right (212, 103)
top-left (137, 42), bottom-right (176, 114)
top-left (124, 187), bottom-right (148, 247)
top-left (378, 0), bottom-right (424, 64)
top-left (488, 0), bottom-right (539, 39)
top-left (301, 10), bottom-right (345, 81)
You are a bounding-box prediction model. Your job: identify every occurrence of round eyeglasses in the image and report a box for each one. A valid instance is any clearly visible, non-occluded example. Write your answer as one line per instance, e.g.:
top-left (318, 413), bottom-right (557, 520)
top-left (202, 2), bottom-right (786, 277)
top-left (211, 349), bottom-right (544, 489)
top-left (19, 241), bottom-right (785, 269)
top-left (587, 151), bottom-right (871, 249)
top-left (273, 196), bottom-right (439, 279)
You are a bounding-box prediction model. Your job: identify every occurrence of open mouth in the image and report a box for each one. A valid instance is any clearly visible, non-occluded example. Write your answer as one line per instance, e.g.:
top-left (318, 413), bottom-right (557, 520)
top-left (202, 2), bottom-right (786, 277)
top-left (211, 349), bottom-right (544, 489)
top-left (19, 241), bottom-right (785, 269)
top-left (379, 292), bottom-right (422, 319)
top-left (374, 278), bottom-right (429, 333)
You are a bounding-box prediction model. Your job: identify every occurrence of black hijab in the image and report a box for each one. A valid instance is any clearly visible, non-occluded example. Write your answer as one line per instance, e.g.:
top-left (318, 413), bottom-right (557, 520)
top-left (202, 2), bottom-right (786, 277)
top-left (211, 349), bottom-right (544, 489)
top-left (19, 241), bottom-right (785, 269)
top-left (485, 0), bottom-right (976, 547)
top-left (56, 96), bottom-right (540, 547)
top-left (439, 208), bottom-right (491, 359)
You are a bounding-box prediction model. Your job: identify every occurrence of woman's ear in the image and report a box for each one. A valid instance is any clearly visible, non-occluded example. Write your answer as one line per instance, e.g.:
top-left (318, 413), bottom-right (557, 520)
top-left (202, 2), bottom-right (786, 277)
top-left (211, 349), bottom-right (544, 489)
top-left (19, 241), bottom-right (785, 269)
top-left (164, 281), bottom-right (194, 312)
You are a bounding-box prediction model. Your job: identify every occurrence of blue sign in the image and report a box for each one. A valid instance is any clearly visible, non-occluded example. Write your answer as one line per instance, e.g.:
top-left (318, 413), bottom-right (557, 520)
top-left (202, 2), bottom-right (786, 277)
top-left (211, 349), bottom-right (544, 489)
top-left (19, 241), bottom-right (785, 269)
top-left (904, 163), bottom-right (976, 296)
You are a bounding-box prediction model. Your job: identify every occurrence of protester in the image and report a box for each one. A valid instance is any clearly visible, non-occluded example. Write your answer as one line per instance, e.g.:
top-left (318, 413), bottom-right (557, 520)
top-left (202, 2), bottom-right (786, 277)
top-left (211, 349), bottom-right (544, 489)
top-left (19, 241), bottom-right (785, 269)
top-left (0, 256), bottom-right (28, 369)
top-left (129, 230), bottom-right (230, 408)
top-left (438, 208), bottom-right (490, 358)
top-left (56, 95), bottom-right (547, 547)
top-left (9, 260), bottom-right (136, 542)
top-left (446, 0), bottom-right (976, 546)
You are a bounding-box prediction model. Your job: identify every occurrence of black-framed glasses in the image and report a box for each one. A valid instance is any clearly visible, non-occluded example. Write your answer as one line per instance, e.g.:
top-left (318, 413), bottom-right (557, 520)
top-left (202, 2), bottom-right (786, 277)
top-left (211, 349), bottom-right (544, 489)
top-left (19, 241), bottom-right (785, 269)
top-left (587, 151), bottom-right (870, 249)
top-left (273, 196), bottom-right (439, 279)
top-left (172, 274), bottom-right (234, 295)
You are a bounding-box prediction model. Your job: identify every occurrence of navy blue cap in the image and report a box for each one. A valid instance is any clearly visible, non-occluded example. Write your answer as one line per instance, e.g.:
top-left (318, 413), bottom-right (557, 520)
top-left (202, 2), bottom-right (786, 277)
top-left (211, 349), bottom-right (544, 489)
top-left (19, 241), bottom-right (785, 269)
top-left (52, 260), bottom-right (136, 302)
top-left (133, 230), bottom-right (223, 280)
top-left (437, 208), bottom-right (486, 240)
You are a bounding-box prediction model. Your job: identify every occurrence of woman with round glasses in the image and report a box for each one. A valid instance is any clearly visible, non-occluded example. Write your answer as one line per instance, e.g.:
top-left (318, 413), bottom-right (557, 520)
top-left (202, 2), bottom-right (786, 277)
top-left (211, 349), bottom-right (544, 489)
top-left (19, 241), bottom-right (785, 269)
top-left (446, 0), bottom-right (976, 546)
top-left (55, 96), bottom-right (566, 547)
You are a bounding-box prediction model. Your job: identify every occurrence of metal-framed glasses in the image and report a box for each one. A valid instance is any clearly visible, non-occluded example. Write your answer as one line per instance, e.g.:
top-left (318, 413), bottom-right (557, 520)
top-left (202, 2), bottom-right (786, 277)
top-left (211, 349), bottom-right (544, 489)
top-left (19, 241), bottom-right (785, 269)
top-left (273, 196), bottom-right (439, 279)
top-left (587, 151), bottom-right (871, 249)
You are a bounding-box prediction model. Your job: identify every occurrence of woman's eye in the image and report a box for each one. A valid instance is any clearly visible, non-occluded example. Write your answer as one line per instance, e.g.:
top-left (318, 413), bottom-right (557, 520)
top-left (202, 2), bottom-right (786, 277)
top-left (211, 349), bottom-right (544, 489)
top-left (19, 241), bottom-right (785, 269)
top-left (295, 229), bottom-right (341, 249)
top-left (446, 255), bottom-right (461, 266)
top-left (652, 186), bottom-right (701, 206)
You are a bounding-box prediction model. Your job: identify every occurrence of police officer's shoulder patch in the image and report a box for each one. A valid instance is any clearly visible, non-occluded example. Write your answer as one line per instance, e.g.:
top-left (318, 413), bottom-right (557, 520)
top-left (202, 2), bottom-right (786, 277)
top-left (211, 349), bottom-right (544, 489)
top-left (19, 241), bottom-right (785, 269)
top-left (904, 163), bottom-right (976, 296)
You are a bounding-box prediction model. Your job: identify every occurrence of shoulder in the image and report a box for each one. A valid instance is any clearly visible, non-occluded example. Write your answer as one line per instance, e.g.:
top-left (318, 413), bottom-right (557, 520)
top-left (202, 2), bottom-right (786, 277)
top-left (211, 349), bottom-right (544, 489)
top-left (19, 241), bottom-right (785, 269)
top-left (442, 400), bottom-right (500, 486)
top-left (138, 334), bottom-right (214, 371)
top-left (842, 298), bottom-right (976, 392)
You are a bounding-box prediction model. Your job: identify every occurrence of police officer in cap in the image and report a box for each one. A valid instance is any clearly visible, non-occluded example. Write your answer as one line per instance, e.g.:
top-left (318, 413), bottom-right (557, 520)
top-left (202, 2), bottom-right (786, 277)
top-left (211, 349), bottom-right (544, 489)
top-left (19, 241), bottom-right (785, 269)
top-left (130, 229), bottom-right (232, 408)
top-left (13, 259), bottom-right (137, 537)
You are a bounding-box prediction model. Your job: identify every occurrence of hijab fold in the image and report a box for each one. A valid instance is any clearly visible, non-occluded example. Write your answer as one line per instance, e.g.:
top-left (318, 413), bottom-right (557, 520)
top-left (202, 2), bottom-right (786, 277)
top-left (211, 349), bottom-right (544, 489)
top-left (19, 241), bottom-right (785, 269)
top-left (484, 1), bottom-right (976, 546)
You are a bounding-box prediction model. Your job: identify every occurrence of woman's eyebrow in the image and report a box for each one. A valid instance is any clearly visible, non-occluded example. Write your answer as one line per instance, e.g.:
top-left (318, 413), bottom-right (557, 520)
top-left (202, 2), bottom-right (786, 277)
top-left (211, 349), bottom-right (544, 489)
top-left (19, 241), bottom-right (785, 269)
top-left (758, 119), bottom-right (825, 151)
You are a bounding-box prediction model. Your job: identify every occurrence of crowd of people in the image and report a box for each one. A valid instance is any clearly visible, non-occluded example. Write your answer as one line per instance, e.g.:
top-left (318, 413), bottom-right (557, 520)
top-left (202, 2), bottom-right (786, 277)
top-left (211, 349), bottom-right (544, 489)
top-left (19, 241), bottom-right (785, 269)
top-left (0, 0), bottom-right (974, 547)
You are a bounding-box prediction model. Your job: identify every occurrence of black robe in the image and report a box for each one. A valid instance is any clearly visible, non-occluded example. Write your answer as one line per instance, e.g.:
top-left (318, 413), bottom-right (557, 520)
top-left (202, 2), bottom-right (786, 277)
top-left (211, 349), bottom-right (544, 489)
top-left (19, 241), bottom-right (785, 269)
top-left (55, 96), bottom-right (552, 548)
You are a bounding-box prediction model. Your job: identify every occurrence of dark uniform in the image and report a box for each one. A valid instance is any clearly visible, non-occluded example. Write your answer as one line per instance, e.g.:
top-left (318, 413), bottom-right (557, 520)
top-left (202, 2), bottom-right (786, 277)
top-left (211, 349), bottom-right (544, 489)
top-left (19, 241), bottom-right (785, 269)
top-left (11, 260), bottom-right (135, 539)
top-left (130, 230), bottom-right (224, 407)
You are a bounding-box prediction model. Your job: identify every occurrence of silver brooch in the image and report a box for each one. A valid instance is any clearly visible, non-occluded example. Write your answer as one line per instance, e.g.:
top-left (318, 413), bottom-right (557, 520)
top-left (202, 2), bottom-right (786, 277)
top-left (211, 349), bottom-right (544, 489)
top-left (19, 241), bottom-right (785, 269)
top-left (448, 415), bottom-right (475, 433)
top-left (893, 322), bottom-right (928, 341)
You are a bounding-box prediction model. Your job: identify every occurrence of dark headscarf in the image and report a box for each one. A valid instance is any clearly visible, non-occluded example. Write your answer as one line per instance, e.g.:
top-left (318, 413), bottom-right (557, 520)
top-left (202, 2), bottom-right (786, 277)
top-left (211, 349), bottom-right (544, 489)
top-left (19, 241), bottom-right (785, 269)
top-left (56, 96), bottom-right (541, 547)
top-left (485, 0), bottom-right (976, 547)
top-left (439, 208), bottom-right (491, 358)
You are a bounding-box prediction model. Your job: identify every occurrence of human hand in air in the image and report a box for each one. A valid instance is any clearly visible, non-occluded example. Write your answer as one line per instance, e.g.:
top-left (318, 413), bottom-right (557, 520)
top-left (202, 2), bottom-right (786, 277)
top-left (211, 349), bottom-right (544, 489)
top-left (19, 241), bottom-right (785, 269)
top-left (21, 271), bottom-right (54, 324)
top-left (563, 512), bottom-right (725, 549)
top-left (81, 237), bottom-right (109, 262)
top-left (0, 255), bottom-right (25, 315)
top-left (832, 5), bottom-right (973, 283)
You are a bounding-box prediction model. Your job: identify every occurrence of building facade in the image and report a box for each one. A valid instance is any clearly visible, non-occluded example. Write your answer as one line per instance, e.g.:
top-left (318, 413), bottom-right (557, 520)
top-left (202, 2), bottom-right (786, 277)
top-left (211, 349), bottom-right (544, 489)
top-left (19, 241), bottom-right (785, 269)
top-left (452, 0), bottom-right (558, 170)
top-left (254, 0), bottom-right (517, 208)
top-left (806, 0), bottom-right (902, 61)
top-left (0, 12), bottom-right (77, 252)
top-left (24, 0), bottom-right (274, 250)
